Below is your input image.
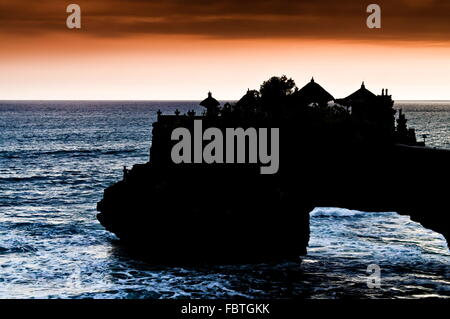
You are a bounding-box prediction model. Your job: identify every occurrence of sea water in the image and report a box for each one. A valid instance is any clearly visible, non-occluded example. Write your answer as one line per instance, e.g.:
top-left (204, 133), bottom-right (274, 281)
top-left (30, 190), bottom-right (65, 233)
top-left (0, 101), bottom-right (448, 298)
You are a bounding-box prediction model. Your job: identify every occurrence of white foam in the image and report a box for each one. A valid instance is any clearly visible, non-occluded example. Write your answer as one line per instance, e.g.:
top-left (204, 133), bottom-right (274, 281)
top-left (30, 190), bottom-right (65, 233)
top-left (310, 207), bottom-right (362, 218)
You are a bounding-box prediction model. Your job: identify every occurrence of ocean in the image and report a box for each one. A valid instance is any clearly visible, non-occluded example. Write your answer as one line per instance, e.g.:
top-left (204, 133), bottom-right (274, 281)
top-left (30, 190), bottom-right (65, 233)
top-left (0, 101), bottom-right (448, 299)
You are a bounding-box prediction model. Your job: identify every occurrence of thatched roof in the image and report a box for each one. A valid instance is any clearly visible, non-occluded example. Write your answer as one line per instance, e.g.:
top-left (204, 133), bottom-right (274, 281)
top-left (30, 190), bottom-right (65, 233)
top-left (338, 82), bottom-right (377, 106)
top-left (293, 77), bottom-right (334, 105)
top-left (237, 89), bottom-right (259, 105)
top-left (200, 92), bottom-right (220, 109)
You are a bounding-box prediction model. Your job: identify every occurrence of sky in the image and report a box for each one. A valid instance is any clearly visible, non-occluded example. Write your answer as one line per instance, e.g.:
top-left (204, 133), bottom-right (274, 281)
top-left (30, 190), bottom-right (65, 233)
top-left (0, 0), bottom-right (449, 100)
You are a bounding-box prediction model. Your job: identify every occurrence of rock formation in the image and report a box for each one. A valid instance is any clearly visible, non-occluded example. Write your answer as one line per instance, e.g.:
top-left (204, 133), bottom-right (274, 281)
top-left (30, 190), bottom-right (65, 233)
top-left (97, 76), bottom-right (449, 262)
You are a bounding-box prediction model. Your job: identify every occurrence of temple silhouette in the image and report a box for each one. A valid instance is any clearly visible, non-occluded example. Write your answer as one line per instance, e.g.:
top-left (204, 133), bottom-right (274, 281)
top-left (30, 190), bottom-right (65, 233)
top-left (97, 76), bottom-right (449, 262)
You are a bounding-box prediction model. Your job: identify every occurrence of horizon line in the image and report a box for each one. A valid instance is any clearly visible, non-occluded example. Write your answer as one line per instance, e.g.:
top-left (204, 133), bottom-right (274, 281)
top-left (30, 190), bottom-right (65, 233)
top-left (1, 99), bottom-right (450, 102)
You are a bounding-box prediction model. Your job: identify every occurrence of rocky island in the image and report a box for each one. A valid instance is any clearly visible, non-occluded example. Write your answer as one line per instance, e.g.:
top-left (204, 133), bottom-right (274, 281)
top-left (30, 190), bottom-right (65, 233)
top-left (97, 76), bottom-right (449, 262)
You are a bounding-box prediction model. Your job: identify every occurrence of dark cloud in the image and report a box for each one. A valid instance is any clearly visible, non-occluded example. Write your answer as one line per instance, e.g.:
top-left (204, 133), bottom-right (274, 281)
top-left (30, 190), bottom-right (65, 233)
top-left (0, 0), bottom-right (449, 42)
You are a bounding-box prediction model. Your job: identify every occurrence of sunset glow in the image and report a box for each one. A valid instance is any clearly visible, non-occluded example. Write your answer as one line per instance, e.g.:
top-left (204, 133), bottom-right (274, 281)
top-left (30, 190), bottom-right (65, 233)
top-left (0, 0), bottom-right (449, 100)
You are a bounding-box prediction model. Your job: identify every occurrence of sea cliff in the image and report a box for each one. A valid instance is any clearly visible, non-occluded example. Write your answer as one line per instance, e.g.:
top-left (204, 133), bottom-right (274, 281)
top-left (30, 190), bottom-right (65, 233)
top-left (97, 76), bottom-right (449, 262)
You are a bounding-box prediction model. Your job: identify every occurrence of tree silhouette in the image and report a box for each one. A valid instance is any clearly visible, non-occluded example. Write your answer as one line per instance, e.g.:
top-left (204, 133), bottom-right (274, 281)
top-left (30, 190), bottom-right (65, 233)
top-left (260, 75), bottom-right (296, 100)
top-left (259, 75), bottom-right (296, 115)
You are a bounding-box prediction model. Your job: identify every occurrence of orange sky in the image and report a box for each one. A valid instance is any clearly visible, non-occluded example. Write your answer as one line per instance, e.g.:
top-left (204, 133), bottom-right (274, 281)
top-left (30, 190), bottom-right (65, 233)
top-left (0, 0), bottom-right (449, 100)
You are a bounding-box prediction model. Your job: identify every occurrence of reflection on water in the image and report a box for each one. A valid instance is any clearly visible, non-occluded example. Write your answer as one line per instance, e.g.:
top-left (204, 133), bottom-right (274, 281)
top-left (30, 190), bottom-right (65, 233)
top-left (0, 101), bottom-right (449, 299)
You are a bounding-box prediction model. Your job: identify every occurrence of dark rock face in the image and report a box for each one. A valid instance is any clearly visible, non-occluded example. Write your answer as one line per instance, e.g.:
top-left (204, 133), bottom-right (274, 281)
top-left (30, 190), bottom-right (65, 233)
top-left (97, 164), bottom-right (311, 262)
top-left (97, 77), bottom-right (449, 262)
